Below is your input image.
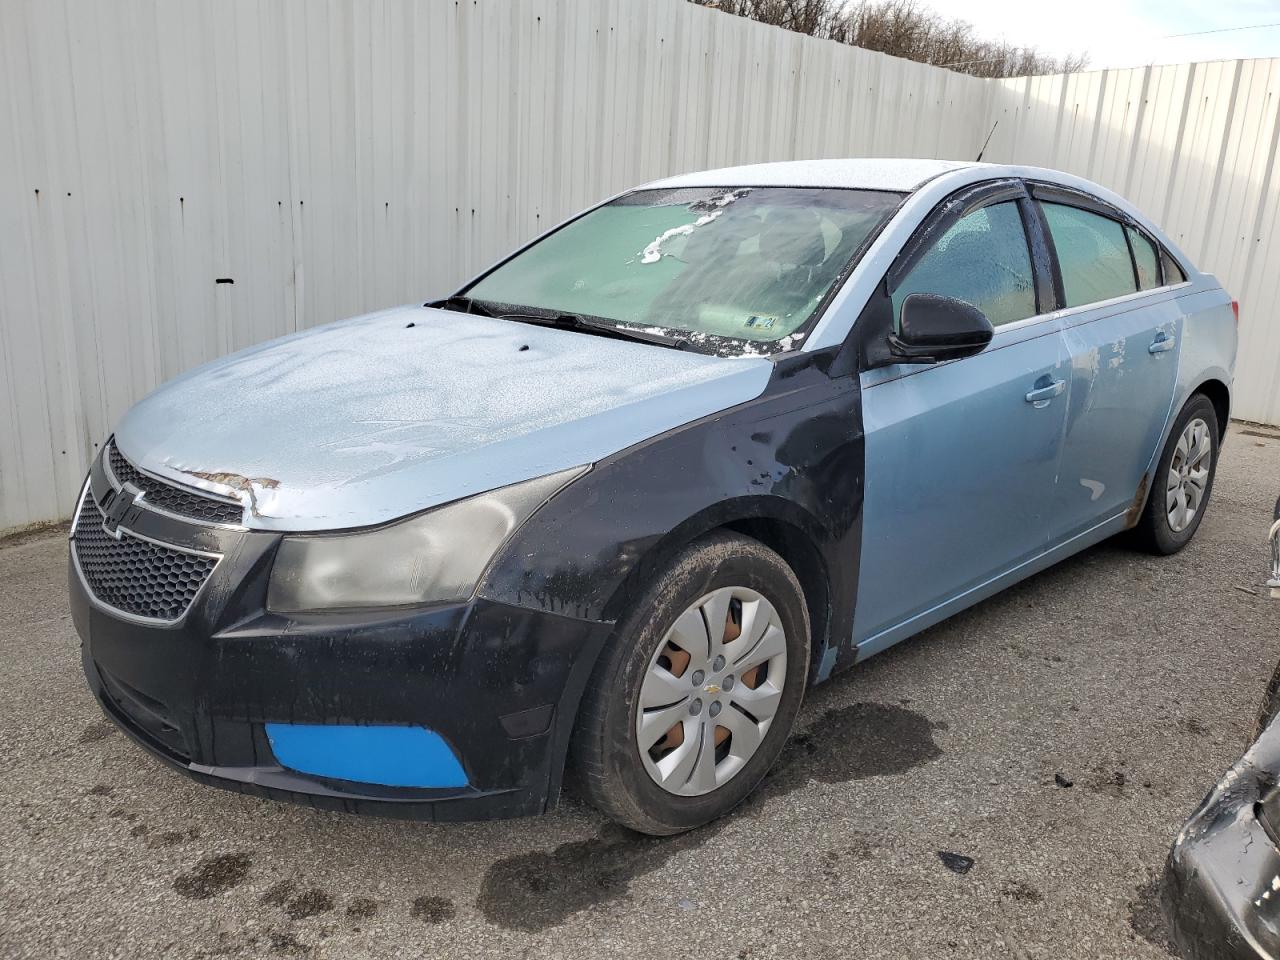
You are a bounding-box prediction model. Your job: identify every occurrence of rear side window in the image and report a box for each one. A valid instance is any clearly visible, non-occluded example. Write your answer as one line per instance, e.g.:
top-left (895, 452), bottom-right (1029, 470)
top-left (891, 201), bottom-right (1037, 327)
top-left (1041, 203), bottom-right (1138, 307)
top-left (1126, 225), bottom-right (1160, 290)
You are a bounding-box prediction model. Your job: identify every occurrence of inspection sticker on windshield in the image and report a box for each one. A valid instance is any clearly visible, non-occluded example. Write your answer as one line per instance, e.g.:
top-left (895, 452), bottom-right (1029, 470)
top-left (744, 315), bottom-right (777, 330)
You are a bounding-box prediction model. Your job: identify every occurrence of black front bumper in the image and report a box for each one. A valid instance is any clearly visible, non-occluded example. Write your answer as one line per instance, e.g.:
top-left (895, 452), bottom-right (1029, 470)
top-left (1163, 723), bottom-right (1280, 958)
top-left (70, 458), bottom-right (612, 822)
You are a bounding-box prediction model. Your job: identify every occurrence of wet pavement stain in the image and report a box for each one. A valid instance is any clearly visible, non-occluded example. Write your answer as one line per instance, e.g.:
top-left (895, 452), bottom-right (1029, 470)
top-left (478, 701), bottom-right (944, 931)
top-left (820, 834), bottom-right (876, 881)
top-left (265, 930), bottom-right (309, 956)
top-left (410, 895), bottom-right (456, 923)
top-left (151, 827), bottom-right (199, 849)
top-left (1000, 879), bottom-right (1044, 904)
top-left (774, 702), bottom-right (944, 787)
top-left (173, 853), bottom-right (252, 900)
top-left (260, 880), bottom-right (296, 907)
top-left (285, 888), bottom-right (333, 920)
top-left (1181, 717), bottom-right (1210, 737)
top-left (346, 897), bottom-right (378, 920)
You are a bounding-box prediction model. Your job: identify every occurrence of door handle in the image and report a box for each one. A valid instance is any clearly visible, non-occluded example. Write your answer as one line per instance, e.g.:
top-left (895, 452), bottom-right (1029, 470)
top-left (1149, 333), bottom-right (1176, 354)
top-left (1025, 378), bottom-right (1066, 406)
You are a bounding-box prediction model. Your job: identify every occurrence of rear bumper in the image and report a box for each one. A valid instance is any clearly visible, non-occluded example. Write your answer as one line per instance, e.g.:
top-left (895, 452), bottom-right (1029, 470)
top-left (1163, 724), bottom-right (1280, 958)
top-left (71, 527), bottom-right (612, 822)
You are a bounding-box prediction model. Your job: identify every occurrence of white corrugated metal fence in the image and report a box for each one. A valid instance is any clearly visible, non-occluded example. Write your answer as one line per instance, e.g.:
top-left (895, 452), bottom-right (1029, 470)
top-left (0, 0), bottom-right (1275, 532)
top-left (984, 60), bottom-right (1280, 429)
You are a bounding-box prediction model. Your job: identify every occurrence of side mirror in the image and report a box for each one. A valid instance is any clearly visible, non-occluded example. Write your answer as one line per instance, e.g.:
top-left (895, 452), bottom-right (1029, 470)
top-left (888, 293), bottom-right (994, 364)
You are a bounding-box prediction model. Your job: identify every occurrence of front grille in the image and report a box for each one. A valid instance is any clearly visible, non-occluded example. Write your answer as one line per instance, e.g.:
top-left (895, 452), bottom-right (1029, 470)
top-left (73, 490), bottom-right (219, 622)
top-left (107, 441), bottom-right (243, 525)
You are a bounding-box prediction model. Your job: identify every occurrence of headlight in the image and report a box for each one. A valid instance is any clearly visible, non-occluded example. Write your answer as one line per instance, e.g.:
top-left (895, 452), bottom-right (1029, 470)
top-left (266, 466), bottom-right (587, 613)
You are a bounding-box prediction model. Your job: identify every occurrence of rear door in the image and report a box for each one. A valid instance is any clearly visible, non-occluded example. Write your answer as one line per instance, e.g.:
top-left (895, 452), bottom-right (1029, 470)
top-left (853, 181), bottom-right (1071, 658)
top-left (1030, 185), bottom-right (1183, 541)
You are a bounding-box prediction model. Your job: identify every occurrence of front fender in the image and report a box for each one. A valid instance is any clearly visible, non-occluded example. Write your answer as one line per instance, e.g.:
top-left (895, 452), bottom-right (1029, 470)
top-left (478, 353), bottom-right (864, 674)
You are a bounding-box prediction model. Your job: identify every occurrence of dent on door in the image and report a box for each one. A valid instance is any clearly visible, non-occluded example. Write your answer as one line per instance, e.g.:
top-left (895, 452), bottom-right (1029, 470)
top-left (1053, 298), bottom-right (1183, 540)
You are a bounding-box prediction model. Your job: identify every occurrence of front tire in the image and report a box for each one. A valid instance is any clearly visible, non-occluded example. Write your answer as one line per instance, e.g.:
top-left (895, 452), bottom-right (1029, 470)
top-left (570, 532), bottom-right (810, 835)
top-left (1131, 394), bottom-right (1219, 555)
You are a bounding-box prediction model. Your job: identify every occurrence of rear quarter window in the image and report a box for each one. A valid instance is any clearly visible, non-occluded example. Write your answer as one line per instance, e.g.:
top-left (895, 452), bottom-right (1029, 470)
top-left (1041, 202), bottom-right (1138, 307)
top-left (1161, 248), bottom-right (1188, 284)
top-left (1126, 225), bottom-right (1160, 290)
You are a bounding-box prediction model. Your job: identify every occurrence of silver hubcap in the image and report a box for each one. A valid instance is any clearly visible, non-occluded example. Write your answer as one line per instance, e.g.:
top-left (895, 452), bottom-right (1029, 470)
top-left (636, 586), bottom-right (787, 796)
top-left (1167, 417), bottom-right (1212, 533)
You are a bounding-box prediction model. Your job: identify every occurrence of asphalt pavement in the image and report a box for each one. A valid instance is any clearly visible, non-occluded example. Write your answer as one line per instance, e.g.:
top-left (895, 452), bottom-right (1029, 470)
top-left (2, 423), bottom-right (1278, 959)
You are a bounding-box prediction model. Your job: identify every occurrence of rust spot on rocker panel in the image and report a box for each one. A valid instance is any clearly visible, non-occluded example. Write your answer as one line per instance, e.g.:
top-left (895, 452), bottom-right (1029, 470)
top-left (1125, 473), bottom-right (1150, 528)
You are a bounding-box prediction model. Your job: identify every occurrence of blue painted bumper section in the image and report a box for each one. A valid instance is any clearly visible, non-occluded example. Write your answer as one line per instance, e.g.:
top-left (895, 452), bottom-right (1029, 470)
top-left (264, 724), bottom-right (469, 788)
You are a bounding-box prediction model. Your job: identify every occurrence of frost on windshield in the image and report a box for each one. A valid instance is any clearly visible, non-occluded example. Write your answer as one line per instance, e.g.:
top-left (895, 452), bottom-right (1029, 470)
top-left (466, 184), bottom-right (903, 356)
top-left (638, 189), bottom-right (751, 264)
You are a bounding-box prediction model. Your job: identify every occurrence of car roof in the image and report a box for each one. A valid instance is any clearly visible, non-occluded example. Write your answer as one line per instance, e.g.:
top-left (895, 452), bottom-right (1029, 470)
top-left (644, 158), bottom-right (983, 193)
top-left (640, 158), bottom-right (1183, 256)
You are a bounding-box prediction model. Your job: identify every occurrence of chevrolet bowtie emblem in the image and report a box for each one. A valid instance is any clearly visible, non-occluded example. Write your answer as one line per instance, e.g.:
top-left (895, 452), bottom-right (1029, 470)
top-left (702, 683), bottom-right (721, 696)
top-left (102, 484), bottom-right (144, 537)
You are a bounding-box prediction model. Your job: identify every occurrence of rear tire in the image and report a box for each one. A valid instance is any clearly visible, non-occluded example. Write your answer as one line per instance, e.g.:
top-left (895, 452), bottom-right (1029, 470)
top-left (1131, 394), bottom-right (1219, 555)
top-left (570, 532), bottom-right (810, 835)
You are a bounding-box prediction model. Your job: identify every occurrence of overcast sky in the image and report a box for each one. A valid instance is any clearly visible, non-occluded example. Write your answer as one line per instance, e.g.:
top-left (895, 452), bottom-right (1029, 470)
top-left (950, 0), bottom-right (1280, 69)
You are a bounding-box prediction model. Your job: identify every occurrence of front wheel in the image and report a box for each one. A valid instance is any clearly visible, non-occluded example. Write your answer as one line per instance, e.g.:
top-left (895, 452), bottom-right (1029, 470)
top-left (570, 532), bottom-right (810, 835)
top-left (1131, 394), bottom-right (1219, 555)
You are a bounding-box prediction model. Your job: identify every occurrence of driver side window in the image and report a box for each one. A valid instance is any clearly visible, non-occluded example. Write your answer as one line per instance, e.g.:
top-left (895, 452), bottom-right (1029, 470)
top-left (891, 202), bottom-right (1037, 328)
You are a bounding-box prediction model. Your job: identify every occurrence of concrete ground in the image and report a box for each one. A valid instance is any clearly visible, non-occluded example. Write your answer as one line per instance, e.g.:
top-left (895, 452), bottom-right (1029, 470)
top-left (2, 424), bottom-right (1278, 960)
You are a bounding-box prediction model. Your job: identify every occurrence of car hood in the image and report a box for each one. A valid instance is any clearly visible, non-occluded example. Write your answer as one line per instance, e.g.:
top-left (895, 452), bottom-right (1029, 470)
top-left (114, 306), bottom-right (774, 531)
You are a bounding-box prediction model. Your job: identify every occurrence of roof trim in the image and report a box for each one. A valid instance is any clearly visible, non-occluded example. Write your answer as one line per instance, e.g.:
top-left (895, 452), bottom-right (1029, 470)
top-left (642, 158), bottom-right (980, 194)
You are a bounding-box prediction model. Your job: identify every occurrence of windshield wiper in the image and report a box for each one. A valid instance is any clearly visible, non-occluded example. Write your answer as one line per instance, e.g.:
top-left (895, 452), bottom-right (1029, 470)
top-left (428, 296), bottom-right (687, 349)
top-left (496, 311), bottom-right (688, 350)
top-left (425, 295), bottom-right (495, 317)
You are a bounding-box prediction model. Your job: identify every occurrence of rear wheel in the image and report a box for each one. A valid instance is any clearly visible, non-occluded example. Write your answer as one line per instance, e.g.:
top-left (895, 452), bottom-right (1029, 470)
top-left (570, 532), bottom-right (810, 835)
top-left (1131, 394), bottom-right (1219, 555)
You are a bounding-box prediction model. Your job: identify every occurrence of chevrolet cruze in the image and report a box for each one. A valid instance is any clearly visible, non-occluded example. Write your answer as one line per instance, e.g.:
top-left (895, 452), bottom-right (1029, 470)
top-left (70, 159), bottom-right (1237, 834)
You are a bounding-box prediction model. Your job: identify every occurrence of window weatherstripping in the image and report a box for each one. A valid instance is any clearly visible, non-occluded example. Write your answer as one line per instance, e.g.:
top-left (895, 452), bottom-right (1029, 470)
top-left (1026, 180), bottom-right (1131, 223)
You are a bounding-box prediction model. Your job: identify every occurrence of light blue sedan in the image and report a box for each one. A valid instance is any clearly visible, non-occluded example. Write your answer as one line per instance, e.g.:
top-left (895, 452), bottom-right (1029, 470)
top-left (74, 159), bottom-right (1237, 833)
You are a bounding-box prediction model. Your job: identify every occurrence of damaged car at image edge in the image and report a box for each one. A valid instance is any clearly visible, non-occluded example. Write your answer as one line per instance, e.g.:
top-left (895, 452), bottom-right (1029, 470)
top-left (69, 158), bottom-right (1237, 835)
top-left (1162, 495), bottom-right (1280, 959)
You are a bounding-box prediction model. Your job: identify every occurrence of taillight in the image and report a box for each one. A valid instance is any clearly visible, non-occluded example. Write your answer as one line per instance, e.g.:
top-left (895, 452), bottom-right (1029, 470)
top-left (1232, 300), bottom-right (1240, 324)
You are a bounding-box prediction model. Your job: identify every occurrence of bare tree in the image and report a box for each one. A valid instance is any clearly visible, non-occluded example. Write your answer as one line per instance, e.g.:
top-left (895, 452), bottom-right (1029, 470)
top-left (689, 0), bottom-right (1088, 78)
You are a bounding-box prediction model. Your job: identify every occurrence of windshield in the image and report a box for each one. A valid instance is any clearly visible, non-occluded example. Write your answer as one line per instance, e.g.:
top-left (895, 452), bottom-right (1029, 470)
top-left (465, 186), bottom-right (904, 355)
